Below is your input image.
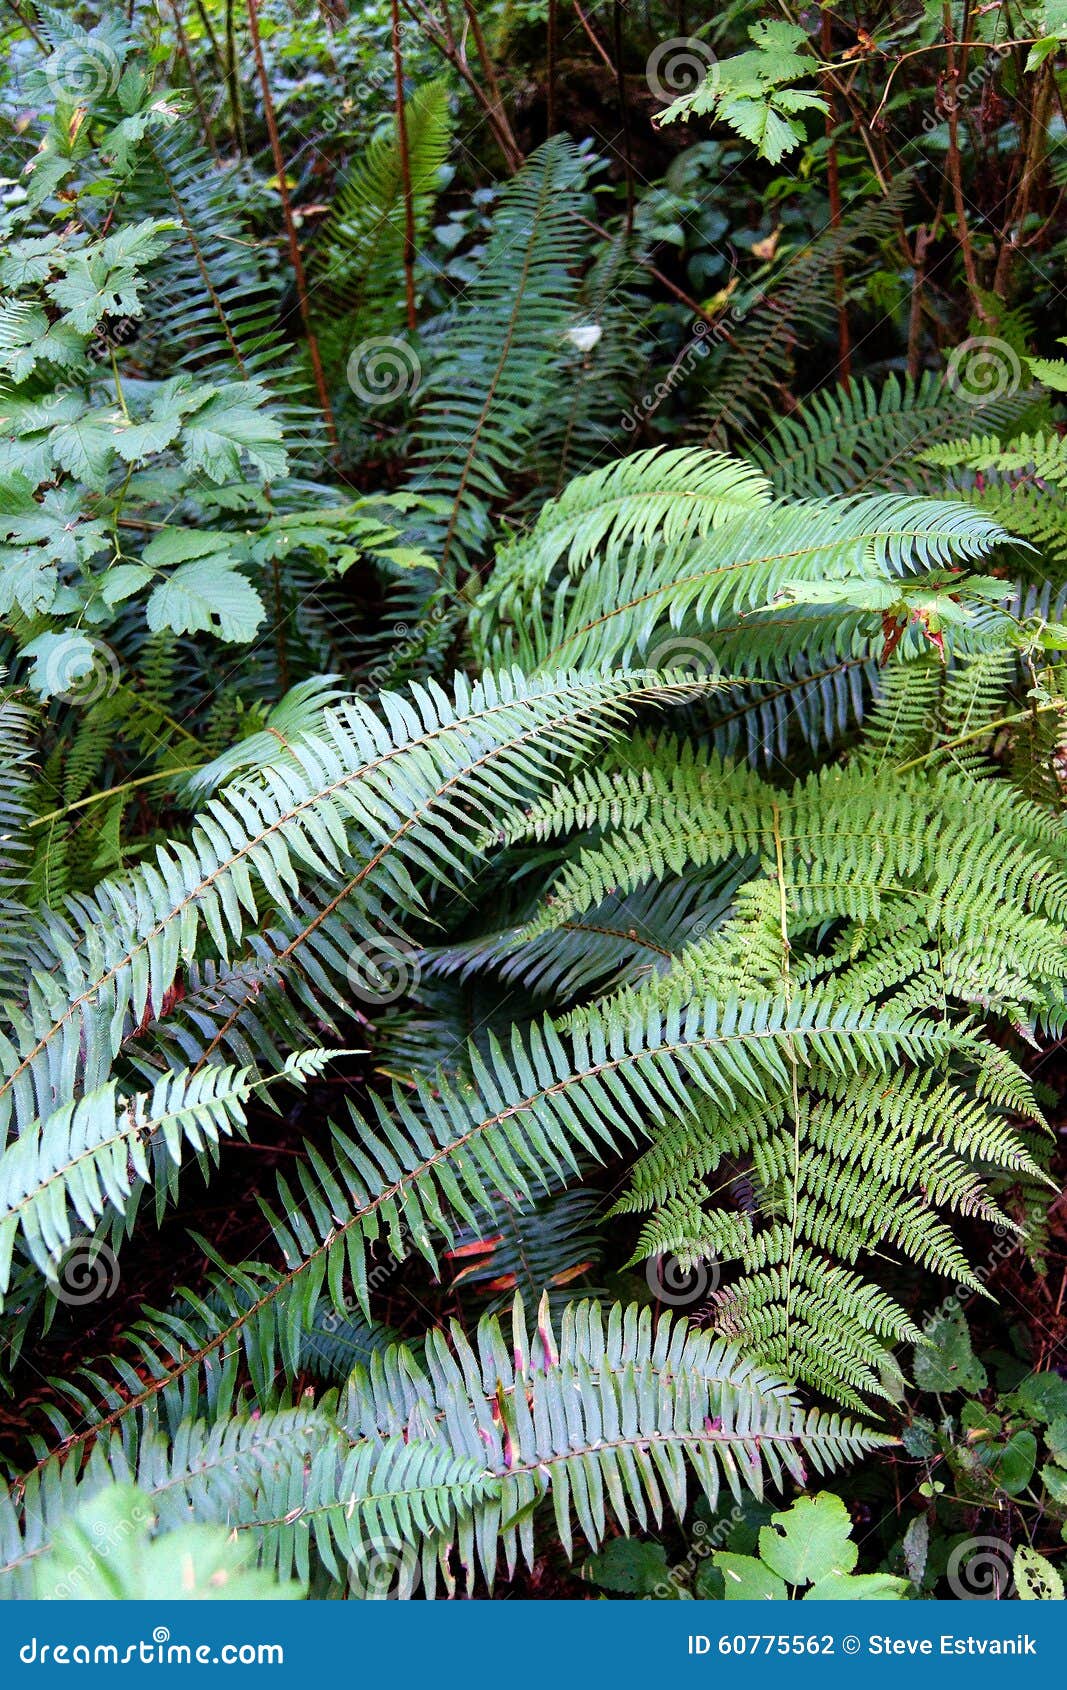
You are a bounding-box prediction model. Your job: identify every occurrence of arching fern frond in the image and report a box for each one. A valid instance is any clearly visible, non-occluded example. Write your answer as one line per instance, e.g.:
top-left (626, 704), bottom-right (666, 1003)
top-left (331, 1295), bottom-right (890, 1592)
top-left (0, 668), bottom-right (709, 1145)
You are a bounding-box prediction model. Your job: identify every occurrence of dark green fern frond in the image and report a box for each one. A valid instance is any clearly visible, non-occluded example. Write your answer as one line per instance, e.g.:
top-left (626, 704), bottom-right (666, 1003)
top-left (311, 80), bottom-right (451, 352)
top-left (700, 188), bottom-right (905, 448)
top-left (410, 136), bottom-right (590, 573)
top-left (756, 372), bottom-right (1040, 498)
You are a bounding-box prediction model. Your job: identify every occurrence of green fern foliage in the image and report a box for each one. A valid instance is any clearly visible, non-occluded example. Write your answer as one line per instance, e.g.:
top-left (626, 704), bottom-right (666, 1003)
top-left (4, 0), bottom-right (1067, 1605)
top-left (411, 137), bottom-right (590, 571)
top-left (312, 81), bottom-right (451, 349)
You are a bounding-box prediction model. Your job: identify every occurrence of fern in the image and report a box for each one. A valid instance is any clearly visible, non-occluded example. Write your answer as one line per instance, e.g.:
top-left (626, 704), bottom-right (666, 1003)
top-left (474, 452), bottom-right (1009, 672)
top-left (0, 1296), bottom-right (885, 1599)
top-left (756, 371), bottom-right (1040, 498)
top-left (698, 188), bottom-right (905, 447)
top-left (311, 80), bottom-right (451, 360)
top-left (3, 11), bottom-right (1066, 1598)
top-left (410, 137), bottom-right (589, 573)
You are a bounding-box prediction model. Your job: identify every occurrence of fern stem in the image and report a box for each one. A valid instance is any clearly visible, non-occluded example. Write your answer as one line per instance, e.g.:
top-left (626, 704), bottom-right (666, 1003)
top-left (28, 768), bottom-right (203, 830)
top-left (894, 703), bottom-right (1061, 772)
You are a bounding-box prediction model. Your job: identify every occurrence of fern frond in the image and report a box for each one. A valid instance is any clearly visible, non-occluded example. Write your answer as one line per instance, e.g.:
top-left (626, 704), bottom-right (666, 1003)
top-left (410, 137), bottom-right (589, 572)
top-left (0, 668), bottom-right (706, 1144)
top-left (757, 372), bottom-right (1039, 497)
top-left (333, 1294), bottom-right (890, 1591)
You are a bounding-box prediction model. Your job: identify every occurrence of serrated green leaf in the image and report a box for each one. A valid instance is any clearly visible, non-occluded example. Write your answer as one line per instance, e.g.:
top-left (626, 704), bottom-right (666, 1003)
top-left (714, 1552), bottom-right (788, 1600)
top-left (146, 558), bottom-right (264, 641)
top-left (758, 1493), bottom-right (858, 1586)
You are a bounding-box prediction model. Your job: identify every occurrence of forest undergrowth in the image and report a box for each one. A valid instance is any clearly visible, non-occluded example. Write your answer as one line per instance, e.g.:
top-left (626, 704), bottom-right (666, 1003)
top-left (2, 0), bottom-right (1067, 1603)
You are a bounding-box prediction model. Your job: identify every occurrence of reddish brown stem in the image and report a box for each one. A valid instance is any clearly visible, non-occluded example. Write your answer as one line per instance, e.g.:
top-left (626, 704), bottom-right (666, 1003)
top-left (993, 60), bottom-right (1054, 298)
top-left (391, 0), bottom-right (417, 330)
top-left (245, 0), bottom-right (337, 447)
top-left (463, 2), bottom-right (518, 158)
top-left (546, 0), bottom-right (558, 135)
top-left (612, 0), bottom-right (635, 230)
top-left (399, 0), bottom-right (523, 171)
top-left (943, 3), bottom-right (991, 322)
top-left (572, 0), bottom-right (615, 75)
top-left (907, 224), bottom-right (932, 381)
top-left (821, 12), bottom-right (850, 386)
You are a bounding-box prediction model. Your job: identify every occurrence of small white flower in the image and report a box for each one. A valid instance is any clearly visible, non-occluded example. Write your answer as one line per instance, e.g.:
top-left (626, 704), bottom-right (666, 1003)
top-left (565, 323), bottom-right (602, 353)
